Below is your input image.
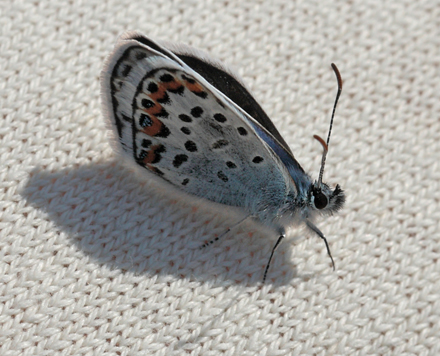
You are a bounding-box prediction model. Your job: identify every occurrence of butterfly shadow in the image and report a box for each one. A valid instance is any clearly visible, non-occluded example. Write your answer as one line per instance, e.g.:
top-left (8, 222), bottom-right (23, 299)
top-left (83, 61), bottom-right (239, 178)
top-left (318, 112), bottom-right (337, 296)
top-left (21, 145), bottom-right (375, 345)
top-left (21, 160), bottom-right (298, 286)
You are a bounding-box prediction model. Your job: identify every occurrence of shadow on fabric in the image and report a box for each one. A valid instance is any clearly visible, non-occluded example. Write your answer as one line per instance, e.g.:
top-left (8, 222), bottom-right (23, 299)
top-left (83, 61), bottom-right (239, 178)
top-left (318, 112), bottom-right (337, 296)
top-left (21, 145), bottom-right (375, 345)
top-left (21, 160), bottom-right (298, 286)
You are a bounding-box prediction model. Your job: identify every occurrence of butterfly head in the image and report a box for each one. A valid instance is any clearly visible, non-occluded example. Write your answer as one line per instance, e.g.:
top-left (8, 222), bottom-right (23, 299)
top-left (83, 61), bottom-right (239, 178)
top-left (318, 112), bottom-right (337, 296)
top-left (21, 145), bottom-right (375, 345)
top-left (309, 182), bottom-right (345, 215)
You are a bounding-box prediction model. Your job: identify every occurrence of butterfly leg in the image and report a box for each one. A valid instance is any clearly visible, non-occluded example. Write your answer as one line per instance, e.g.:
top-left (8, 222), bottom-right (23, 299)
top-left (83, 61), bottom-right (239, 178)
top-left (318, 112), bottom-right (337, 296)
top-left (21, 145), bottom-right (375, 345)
top-left (199, 215), bottom-right (250, 249)
top-left (306, 220), bottom-right (335, 270)
top-left (262, 232), bottom-right (285, 283)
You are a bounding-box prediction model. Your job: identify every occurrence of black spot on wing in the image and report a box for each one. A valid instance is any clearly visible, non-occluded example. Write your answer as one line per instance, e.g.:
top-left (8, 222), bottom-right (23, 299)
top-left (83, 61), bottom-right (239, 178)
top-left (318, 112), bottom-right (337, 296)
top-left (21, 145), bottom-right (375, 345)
top-left (173, 154), bottom-right (188, 168)
top-left (213, 113), bottom-right (227, 123)
top-left (152, 145), bottom-right (166, 164)
top-left (147, 82), bottom-right (158, 93)
top-left (142, 139), bottom-right (152, 148)
top-left (212, 139), bottom-right (229, 149)
top-left (193, 91), bottom-right (208, 99)
top-left (237, 127), bottom-right (248, 136)
top-left (190, 106), bottom-right (203, 118)
top-left (217, 171), bottom-right (228, 182)
top-left (142, 99), bottom-right (155, 109)
top-left (156, 124), bottom-right (170, 138)
top-left (114, 117), bottom-right (126, 138)
top-left (185, 141), bottom-right (198, 152)
top-left (122, 114), bottom-right (131, 123)
top-left (157, 92), bottom-right (170, 104)
top-left (180, 127), bottom-right (191, 135)
top-left (159, 73), bottom-right (174, 82)
top-left (135, 51), bottom-right (147, 60)
top-left (252, 156), bottom-right (264, 164)
top-left (168, 85), bottom-right (185, 95)
top-left (156, 108), bottom-right (169, 118)
top-left (121, 65), bottom-right (132, 77)
top-left (179, 114), bottom-right (192, 123)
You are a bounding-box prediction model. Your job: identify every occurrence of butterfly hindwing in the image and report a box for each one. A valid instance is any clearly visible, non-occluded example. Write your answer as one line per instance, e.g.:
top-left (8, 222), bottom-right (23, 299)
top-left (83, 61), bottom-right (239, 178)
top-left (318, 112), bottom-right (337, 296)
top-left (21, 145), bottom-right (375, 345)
top-left (102, 34), bottom-right (296, 215)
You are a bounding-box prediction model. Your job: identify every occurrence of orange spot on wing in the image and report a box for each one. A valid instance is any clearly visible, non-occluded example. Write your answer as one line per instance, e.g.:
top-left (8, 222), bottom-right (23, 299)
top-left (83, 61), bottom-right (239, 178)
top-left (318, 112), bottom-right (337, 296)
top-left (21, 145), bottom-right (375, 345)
top-left (184, 80), bottom-right (205, 94)
top-left (148, 79), bottom-right (184, 102)
top-left (163, 80), bottom-right (184, 91)
top-left (140, 79), bottom-right (183, 137)
top-left (142, 144), bottom-right (162, 164)
top-left (148, 85), bottom-right (168, 102)
top-left (143, 104), bottom-right (164, 117)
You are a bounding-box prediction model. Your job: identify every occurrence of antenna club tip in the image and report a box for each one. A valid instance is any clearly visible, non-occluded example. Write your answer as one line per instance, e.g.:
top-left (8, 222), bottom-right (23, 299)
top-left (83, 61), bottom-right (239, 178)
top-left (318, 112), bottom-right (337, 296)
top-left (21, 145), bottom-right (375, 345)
top-left (331, 63), bottom-right (343, 90)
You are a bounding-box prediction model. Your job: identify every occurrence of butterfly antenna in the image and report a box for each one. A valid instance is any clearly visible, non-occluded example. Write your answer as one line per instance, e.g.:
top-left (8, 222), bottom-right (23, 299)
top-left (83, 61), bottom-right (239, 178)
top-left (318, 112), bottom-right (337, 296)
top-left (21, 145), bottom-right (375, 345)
top-left (316, 63), bottom-right (343, 187)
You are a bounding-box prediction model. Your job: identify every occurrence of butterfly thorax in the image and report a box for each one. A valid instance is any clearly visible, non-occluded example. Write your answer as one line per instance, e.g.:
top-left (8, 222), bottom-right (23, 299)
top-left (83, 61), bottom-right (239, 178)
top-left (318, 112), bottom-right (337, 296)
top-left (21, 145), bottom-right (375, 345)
top-left (268, 176), bottom-right (345, 232)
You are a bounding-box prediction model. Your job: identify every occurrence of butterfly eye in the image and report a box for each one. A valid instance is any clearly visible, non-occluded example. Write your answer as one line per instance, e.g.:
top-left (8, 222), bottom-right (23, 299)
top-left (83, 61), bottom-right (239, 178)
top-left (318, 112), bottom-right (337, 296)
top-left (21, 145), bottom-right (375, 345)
top-left (314, 191), bottom-right (328, 209)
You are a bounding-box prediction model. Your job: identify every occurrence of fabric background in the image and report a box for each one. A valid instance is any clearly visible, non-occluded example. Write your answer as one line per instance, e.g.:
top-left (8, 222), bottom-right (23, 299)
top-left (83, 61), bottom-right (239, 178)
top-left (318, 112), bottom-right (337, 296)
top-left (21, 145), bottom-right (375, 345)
top-left (1, 0), bottom-right (439, 355)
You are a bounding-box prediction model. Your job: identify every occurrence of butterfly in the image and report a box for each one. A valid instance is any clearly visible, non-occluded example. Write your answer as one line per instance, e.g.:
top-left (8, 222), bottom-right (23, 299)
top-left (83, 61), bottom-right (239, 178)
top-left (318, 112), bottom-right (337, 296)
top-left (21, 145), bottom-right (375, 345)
top-left (101, 31), bottom-right (345, 282)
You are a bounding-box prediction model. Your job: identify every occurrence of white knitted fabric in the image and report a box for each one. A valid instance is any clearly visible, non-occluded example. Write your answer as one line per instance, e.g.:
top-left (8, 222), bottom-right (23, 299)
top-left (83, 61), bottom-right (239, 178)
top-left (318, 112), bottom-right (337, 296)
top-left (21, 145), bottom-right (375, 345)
top-left (1, 0), bottom-right (439, 355)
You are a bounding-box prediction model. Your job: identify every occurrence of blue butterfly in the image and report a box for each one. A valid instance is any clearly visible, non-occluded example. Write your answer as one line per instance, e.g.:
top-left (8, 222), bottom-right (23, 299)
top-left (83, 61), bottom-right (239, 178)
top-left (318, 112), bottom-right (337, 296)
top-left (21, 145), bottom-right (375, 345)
top-left (101, 32), bottom-right (345, 281)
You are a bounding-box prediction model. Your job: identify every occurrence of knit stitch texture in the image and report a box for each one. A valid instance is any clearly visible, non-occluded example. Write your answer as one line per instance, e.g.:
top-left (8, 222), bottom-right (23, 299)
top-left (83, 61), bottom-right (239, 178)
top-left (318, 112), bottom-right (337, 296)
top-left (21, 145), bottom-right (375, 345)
top-left (1, 1), bottom-right (439, 355)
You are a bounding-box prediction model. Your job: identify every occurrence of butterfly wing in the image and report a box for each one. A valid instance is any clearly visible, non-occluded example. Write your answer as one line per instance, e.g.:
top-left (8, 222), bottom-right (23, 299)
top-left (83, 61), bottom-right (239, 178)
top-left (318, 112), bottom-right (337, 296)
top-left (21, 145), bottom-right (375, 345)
top-left (158, 36), bottom-right (312, 195)
top-left (120, 33), bottom-right (292, 153)
top-left (101, 33), bottom-right (299, 216)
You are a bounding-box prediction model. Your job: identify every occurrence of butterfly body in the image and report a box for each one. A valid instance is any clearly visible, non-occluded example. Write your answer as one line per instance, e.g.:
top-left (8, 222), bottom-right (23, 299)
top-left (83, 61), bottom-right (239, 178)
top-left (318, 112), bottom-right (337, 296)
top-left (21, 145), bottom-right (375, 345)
top-left (101, 32), bottom-right (345, 279)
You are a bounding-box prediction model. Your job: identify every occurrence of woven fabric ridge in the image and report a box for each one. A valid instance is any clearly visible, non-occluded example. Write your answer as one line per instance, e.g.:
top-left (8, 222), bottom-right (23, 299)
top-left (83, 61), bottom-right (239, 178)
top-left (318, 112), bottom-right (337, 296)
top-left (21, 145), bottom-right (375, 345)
top-left (1, 0), bottom-right (439, 355)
